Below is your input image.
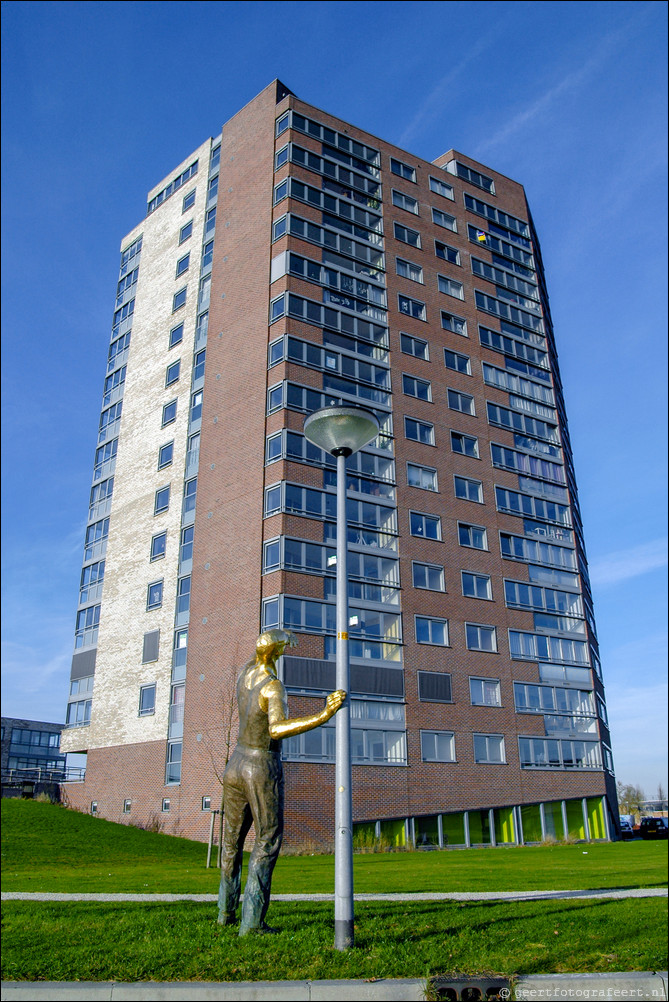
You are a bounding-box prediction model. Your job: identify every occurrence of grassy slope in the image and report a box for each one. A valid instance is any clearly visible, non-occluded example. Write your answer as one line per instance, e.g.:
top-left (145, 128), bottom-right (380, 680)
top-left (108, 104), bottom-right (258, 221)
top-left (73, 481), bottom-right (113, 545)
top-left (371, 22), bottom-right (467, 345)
top-left (2, 801), bottom-right (667, 981)
top-left (2, 799), bottom-right (667, 894)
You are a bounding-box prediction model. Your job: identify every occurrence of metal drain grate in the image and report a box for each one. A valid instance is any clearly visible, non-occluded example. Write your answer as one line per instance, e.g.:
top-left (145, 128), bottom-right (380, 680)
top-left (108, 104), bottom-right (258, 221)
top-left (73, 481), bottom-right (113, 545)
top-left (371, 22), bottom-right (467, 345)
top-left (429, 977), bottom-right (512, 1001)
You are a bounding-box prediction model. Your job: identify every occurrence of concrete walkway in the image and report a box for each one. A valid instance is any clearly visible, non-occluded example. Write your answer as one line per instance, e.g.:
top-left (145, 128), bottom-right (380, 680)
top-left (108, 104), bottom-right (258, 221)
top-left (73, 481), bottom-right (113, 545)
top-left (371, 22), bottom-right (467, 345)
top-left (2, 972), bottom-right (668, 1000)
top-left (2, 887), bottom-right (667, 903)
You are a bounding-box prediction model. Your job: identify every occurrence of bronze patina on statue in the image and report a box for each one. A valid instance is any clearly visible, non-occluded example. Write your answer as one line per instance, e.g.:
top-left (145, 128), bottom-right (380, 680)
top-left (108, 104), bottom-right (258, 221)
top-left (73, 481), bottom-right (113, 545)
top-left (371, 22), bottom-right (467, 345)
top-left (217, 629), bottom-right (345, 935)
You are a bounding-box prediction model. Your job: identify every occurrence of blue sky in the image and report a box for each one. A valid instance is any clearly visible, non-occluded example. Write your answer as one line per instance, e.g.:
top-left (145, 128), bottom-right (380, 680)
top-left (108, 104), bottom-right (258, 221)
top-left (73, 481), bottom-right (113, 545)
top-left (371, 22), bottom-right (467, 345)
top-left (1, 1), bottom-right (667, 795)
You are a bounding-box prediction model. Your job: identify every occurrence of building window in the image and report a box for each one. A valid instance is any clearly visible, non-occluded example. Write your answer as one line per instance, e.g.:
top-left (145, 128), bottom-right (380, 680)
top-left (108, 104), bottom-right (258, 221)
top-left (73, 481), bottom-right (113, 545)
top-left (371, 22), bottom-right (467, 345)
top-left (429, 175), bottom-right (454, 200)
top-left (147, 580), bottom-right (164, 610)
top-left (435, 240), bottom-right (460, 265)
top-left (410, 511), bottom-right (441, 540)
top-left (405, 417), bottom-right (434, 445)
top-left (123, 799), bottom-right (131, 814)
top-left (447, 389), bottom-right (475, 415)
top-left (176, 576), bottom-right (191, 615)
top-left (432, 207), bottom-right (457, 231)
top-left (179, 221), bottom-right (193, 244)
top-left (66, 698), bottom-right (92, 727)
top-left (392, 189), bottom-right (419, 214)
top-left (91, 802), bottom-right (98, 815)
top-left (162, 798), bottom-right (171, 812)
top-left (412, 562), bottom-right (445, 591)
top-left (438, 275), bottom-right (464, 300)
top-left (180, 525), bottom-right (194, 564)
top-left (458, 522), bottom-right (488, 549)
top-left (462, 572), bottom-right (492, 600)
top-left (183, 477), bottom-right (197, 516)
top-left (451, 161), bottom-right (495, 194)
top-left (139, 684), bottom-right (156, 716)
top-left (398, 294), bottom-right (426, 320)
top-left (466, 623), bottom-right (497, 652)
top-left (166, 741), bottom-right (182, 784)
top-left (470, 678), bottom-right (501, 707)
top-left (162, 401), bottom-right (177, 427)
top-left (417, 671), bottom-right (452, 702)
top-left (150, 531), bottom-right (167, 561)
top-left (74, 606), bottom-right (100, 649)
top-left (441, 312), bottom-right (468, 336)
top-left (402, 374), bottom-right (431, 401)
top-left (400, 333), bottom-right (428, 359)
top-left (474, 734), bottom-right (505, 764)
top-left (169, 322), bottom-right (184, 348)
top-left (394, 222), bottom-right (421, 248)
top-left (454, 477), bottom-right (482, 503)
top-left (444, 349), bottom-right (471, 374)
top-left (158, 441), bottom-right (174, 469)
top-left (396, 257), bottom-right (423, 283)
top-left (172, 288), bottom-right (187, 312)
top-left (154, 486), bottom-right (170, 515)
top-left (202, 796), bottom-right (212, 811)
top-left (182, 190), bottom-right (196, 212)
top-left (415, 616), bottom-right (449, 646)
top-left (176, 254), bottom-right (190, 277)
top-left (190, 390), bottom-right (203, 423)
top-left (407, 463), bottom-right (437, 491)
top-left (390, 157), bottom-right (416, 182)
top-left (165, 360), bottom-right (180, 387)
top-left (451, 431), bottom-right (478, 457)
top-left (421, 731), bottom-right (455, 762)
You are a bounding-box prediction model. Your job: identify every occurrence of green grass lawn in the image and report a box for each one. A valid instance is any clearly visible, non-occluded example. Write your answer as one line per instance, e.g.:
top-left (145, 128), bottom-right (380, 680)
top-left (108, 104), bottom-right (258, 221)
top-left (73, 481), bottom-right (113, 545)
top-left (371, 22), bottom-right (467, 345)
top-left (2, 799), bottom-right (667, 894)
top-left (2, 898), bottom-right (666, 982)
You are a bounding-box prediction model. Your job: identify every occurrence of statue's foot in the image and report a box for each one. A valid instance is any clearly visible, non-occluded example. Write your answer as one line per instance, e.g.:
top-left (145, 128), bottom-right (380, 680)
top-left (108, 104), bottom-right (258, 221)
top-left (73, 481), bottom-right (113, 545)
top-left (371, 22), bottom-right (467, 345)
top-left (238, 920), bottom-right (279, 936)
top-left (217, 912), bottom-right (237, 926)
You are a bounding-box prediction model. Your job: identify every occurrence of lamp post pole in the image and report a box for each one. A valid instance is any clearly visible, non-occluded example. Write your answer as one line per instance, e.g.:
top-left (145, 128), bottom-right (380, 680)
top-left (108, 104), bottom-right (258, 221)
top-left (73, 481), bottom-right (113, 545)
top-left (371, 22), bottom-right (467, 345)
top-left (334, 445), bottom-right (353, 949)
top-left (303, 404), bottom-right (379, 951)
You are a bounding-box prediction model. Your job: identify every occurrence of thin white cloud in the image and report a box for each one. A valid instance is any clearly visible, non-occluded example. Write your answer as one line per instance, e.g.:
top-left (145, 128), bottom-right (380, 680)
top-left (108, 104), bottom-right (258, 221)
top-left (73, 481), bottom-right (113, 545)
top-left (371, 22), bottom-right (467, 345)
top-left (398, 32), bottom-right (498, 149)
top-left (474, 6), bottom-right (656, 158)
top-left (589, 538), bottom-right (668, 588)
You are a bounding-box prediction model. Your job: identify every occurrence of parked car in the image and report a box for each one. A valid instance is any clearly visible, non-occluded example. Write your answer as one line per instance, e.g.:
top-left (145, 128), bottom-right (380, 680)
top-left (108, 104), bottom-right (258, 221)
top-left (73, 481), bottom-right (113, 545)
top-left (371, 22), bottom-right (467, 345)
top-left (639, 817), bottom-right (668, 840)
top-left (619, 817), bottom-right (635, 840)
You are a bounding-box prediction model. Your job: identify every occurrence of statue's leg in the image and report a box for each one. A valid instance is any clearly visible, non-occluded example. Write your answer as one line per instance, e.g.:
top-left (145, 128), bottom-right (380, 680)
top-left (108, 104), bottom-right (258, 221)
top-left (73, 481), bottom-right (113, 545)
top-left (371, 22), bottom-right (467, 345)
top-left (238, 755), bottom-right (284, 935)
top-left (218, 767), bottom-right (252, 925)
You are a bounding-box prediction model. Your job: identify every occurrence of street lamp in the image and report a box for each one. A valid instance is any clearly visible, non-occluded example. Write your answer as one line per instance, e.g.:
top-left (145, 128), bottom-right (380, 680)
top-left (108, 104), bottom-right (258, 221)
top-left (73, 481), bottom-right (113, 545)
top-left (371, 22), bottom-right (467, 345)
top-left (303, 404), bottom-right (380, 951)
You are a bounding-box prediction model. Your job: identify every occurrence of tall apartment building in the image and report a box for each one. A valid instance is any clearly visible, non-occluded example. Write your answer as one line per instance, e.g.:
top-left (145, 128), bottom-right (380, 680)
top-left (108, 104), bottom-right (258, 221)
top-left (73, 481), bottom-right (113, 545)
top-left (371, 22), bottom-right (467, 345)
top-left (60, 80), bottom-right (619, 847)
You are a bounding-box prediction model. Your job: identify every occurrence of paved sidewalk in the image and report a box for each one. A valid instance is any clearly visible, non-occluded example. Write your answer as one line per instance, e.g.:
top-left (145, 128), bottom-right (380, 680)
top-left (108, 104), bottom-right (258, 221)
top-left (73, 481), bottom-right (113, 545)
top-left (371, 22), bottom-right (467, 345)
top-left (3, 887), bottom-right (667, 903)
top-left (2, 972), bottom-right (668, 1001)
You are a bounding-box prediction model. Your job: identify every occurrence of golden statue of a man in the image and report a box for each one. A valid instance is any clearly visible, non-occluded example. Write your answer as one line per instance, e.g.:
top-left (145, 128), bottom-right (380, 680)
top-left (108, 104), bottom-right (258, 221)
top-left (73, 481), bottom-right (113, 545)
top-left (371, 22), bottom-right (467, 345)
top-left (217, 629), bottom-right (345, 935)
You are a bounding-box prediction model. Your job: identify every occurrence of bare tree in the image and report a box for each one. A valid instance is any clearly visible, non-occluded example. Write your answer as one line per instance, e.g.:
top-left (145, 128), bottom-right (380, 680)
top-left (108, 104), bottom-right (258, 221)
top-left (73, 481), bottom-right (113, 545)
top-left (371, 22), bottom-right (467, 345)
top-left (616, 781), bottom-right (645, 815)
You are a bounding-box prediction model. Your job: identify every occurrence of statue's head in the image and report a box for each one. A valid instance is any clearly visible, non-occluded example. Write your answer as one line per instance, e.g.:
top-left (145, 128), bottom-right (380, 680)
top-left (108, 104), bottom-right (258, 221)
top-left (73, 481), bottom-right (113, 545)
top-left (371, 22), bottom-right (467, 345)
top-left (255, 629), bottom-right (297, 664)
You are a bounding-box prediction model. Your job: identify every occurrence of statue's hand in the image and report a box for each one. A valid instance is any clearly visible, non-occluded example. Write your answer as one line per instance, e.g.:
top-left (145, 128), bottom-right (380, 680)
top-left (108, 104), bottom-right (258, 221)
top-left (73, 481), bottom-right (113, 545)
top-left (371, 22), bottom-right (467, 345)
top-left (325, 689), bottom-right (346, 718)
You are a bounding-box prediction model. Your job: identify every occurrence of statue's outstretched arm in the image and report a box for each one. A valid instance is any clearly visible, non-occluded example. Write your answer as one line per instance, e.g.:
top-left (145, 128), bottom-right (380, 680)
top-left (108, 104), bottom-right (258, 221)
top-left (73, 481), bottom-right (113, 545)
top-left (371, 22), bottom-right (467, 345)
top-left (264, 680), bottom-right (346, 740)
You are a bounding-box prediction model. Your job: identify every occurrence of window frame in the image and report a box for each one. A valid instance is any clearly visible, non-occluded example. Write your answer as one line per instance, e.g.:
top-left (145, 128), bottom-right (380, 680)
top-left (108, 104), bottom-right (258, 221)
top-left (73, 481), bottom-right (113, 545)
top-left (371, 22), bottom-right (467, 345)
top-left (150, 531), bottom-right (167, 562)
top-left (412, 560), bottom-right (446, 592)
top-left (154, 485), bottom-right (171, 515)
top-left (390, 157), bottom-right (416, 182)
top-left (172, 287), bottom-right (187, 312)
top-left (473, 733), bottom-right (506, 764)
top-left (470, 677), bottom-right (502, 707)
top-left (409, 510), bottom-right (442, 540)
top-left (444, 348), bottom-right (471, 374)
top-left (415, 615), bottom-right (449, 646)
top-left (146, 580), bottom-right (164, 611)
top-left (161, 400), bottom-right (177, 428)
top-left (421, 730), bottom-right (456, 763)
top-left (407, 462), bottom-right (438, 491)
top-left (402, 373), bottom-right (432, 402)
top-left (461, 571), bottom-right (493, 600)
top-left (454, 476), bottom-right (483, 503)
top-left (139, 683), bottom-right (156, 717)
top-left (465, 622), bottom-right (498, 653)
top-left (405, 416), bottom-right (435, 445)
top-left (165, 359), bottom-right (181, 387)
top-left (400, 332), bottom-right (429, 359)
